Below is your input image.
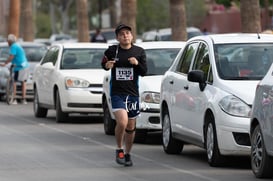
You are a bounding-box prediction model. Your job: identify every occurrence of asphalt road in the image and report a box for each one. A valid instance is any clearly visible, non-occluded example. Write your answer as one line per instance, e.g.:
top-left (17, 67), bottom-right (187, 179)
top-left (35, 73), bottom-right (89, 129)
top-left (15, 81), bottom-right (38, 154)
top-left (0, 101), bottom-right (258, 181)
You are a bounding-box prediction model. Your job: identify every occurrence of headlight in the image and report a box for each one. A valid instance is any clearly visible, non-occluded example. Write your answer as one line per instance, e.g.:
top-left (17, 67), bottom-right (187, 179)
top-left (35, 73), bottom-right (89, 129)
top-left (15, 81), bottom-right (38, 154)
top-left (141, 92), bottom-right (160, 104)
top-left (65, 77), bottom-right (90, 88)
top-left (218, 95), bottom-right (251, 117)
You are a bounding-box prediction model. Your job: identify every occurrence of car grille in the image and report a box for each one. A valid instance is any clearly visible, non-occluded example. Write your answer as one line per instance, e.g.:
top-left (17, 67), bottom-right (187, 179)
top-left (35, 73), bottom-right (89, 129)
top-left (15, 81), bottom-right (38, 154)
top-left (89, 84), bottom-right (102, 94)
top-left (232, 132), bottom-right (251, 146)
top-left (148, 116), bottom-right (160, 124)
top-left (67, 103), bottom-right (102, 108)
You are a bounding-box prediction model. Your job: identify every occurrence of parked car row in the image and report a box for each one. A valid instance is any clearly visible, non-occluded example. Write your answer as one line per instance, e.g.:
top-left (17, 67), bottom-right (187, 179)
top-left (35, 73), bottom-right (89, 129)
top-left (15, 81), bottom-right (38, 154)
top-left (27, 33), bottom-right (273, 178)
top-left (142, 27), bottom-right (203, 41)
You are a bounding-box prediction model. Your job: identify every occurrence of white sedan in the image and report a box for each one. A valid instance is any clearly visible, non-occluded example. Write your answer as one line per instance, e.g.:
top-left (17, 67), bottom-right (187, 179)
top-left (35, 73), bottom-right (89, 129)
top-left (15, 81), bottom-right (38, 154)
top-left (102, 41), bottom-right (185, 142)
top-left (160, 33), bottom-right (273, 166)
top-left (33, 43), bottom-right (109, 122)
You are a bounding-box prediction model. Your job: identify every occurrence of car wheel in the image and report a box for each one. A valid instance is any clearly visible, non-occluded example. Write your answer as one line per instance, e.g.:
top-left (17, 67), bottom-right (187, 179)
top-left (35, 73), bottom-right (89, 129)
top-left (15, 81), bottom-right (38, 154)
top-left (33, 88), bottom-right (48, 118)
top-left (205, 114), bottom-right (224, 166)
top-left (134, 129), bottom-right (147, 143)
top-left (251, 125), bottom-right (273, 178)
top-left (103, 101), bottom-right (115, 135)
top-left (56, 90), bottom-right (68, 123)
top-left (162, 108), bottom-right (183, 154)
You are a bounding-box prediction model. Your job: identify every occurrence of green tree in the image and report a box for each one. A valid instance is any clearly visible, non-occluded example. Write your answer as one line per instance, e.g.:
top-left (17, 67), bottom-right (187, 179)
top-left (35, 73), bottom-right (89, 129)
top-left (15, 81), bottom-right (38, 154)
top-left (215, 0), bottom-right (232, 7)
top-left (137, 0), bottom-right (207, 34)
top-left (186, 0), bottom-right (206, 27)
top-left (137, 0), bottom-right (169, 33)
top-left (35, 13), bottom-right (51, 38)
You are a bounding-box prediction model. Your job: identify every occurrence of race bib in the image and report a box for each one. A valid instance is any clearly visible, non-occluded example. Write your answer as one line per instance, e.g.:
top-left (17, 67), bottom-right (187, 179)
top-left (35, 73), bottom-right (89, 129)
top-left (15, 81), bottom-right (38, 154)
top-left (116, 67), bottom-right (134, 80)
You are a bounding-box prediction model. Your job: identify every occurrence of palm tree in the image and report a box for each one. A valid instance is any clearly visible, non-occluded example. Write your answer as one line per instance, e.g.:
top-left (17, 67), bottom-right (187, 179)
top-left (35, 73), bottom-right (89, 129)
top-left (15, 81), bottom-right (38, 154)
top-left (76, 0), bottom-right (90, 42)
top-left (109, 0), bottom-right (118, 27)
top-left (169, 0), bottom-right (187, 41)
top-left (121, 0), bottom-right (137, 42)
top-left (21, 0), bottom-right (34, 41)
top-left (8, 0), bottom-right (20, 37)
top-left (240, 0), bottom-right (261, 33)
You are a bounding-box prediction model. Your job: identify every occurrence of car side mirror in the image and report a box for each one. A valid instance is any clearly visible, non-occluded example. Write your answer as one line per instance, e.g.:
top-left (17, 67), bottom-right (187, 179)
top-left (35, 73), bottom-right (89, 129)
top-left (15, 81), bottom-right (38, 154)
top-left (42, 62), bottom-right (54, 69)
top-left (187, 70), bottom-right (206, 91)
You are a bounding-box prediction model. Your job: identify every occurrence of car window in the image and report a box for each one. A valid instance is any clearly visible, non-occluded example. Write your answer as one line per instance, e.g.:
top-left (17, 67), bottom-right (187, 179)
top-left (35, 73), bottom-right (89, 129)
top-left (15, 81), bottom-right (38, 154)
top-left (41, 46), bottom-right (59, 65)
top-left (24, 46), bottom-right (48, 62)
top-left (192, 43), bottom-right (211, 81)
top-left (61, 49), bottom-right (106, 69)
top-left (188, 31), bottom-right (202, 39)
top-left (90, 29), bottom-right (115, 41)
top-left (215, 43), bottom-right (273, 80)
top-left (0, 44), bottom-right (48, 63)
top-left (0, 47), bottom-right (9, 62)
top-left (176, 42), bottom-right (199, 74)
top-left (145, 48), bottom-right (181, 75)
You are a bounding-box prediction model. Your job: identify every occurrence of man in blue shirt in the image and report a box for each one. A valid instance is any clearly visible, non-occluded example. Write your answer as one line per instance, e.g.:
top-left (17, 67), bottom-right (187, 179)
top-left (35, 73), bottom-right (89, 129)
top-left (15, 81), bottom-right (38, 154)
top-left (1, 34), bottom-right (29, 104)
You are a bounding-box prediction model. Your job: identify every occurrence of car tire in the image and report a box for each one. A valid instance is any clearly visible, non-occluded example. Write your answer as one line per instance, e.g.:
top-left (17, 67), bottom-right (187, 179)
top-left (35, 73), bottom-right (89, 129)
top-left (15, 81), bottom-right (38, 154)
top-left (56, 90), bottom-right (68, 123)
top-left (205, 114), bottom-right (224, 166)
top-left (134, 129), bottom-right (147, 143)
top-left (103, 101), bottom-right (115, 135)
top-left (251, 125), bottom-right (273, 178)
top-left (162, 108), bottom-right (183, 154)
top-left (33, 88), bottom-right (48, 118)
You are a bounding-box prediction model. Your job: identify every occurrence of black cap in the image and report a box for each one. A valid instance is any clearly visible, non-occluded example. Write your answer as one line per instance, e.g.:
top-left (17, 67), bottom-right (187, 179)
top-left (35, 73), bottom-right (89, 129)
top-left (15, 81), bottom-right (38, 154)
top-left (115, 24), bottom-right (132, 35)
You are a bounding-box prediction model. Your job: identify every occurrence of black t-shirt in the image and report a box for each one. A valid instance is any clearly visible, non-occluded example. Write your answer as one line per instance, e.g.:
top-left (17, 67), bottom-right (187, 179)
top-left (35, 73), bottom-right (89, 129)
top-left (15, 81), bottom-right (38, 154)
top-left (102, 44), bottom-right (147, 96)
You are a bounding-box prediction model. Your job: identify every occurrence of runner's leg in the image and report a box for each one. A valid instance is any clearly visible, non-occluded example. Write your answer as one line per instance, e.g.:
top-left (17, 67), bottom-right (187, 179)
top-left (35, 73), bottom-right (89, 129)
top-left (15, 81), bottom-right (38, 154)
top-left (114, 109), bottom-right (128, 149)
top-left (124, 118), bottom-right (136, 154)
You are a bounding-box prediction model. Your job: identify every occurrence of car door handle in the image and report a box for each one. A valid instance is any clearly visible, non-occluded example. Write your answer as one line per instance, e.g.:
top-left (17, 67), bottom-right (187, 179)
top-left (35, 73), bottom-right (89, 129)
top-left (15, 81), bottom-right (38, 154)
top-left (169, 80), bottom-right (174, 84)
top-left (184, 85), bottom-right (189, 90)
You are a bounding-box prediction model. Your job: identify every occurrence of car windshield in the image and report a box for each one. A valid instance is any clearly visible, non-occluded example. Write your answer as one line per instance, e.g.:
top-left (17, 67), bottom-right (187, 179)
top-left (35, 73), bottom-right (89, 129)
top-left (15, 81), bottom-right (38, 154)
top-left (61, 48), bottom-right (105, 69)
top-left (214, 43), bottom-right (273, 80)
top-left (0, 45), bottom-right (47, 62)
top-left (0, 47), bottom-right (9, 62)
top-left (102, 31), bottom-right (115, 40)
top-left (145, 48), bottom-right (180, 75)
top-left (24, 46), bottom-right (48, 62)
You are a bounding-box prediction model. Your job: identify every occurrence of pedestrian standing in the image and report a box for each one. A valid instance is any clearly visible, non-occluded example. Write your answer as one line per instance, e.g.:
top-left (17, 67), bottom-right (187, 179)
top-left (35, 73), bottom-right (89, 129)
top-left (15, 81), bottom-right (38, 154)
top-left (1, 34), bottom-right (29, 104)
top-left (101, 24), bottom-right (147, 166)
top-left (91, 28), bottom-right (107, 43)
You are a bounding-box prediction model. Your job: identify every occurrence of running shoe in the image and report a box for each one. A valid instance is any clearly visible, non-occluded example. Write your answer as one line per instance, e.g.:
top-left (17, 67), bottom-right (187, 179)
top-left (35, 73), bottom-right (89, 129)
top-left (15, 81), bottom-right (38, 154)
top-left (124, 153), bottom-right (133, 167)
top-left (22, 99), bottom-right (27, 105)
top-left (116, 149), bottom-right (125, 165)
top-left (12, 100), bottom-right (17, 105)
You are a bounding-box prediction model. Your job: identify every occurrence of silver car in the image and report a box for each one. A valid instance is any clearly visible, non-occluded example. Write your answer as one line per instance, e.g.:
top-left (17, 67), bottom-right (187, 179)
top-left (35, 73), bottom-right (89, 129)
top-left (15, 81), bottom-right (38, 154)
top-left (250, 62), bottom-right (273, 178)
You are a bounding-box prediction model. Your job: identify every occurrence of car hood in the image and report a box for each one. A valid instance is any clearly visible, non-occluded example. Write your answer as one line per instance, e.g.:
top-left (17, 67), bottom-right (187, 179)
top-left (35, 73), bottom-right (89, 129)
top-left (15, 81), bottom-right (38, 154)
top-left (218, 80), bottom-right (259, 105)
top-left (61, 69), bottom-right (106, 84)
top-left (139, 75), bottom-right (162, 93)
